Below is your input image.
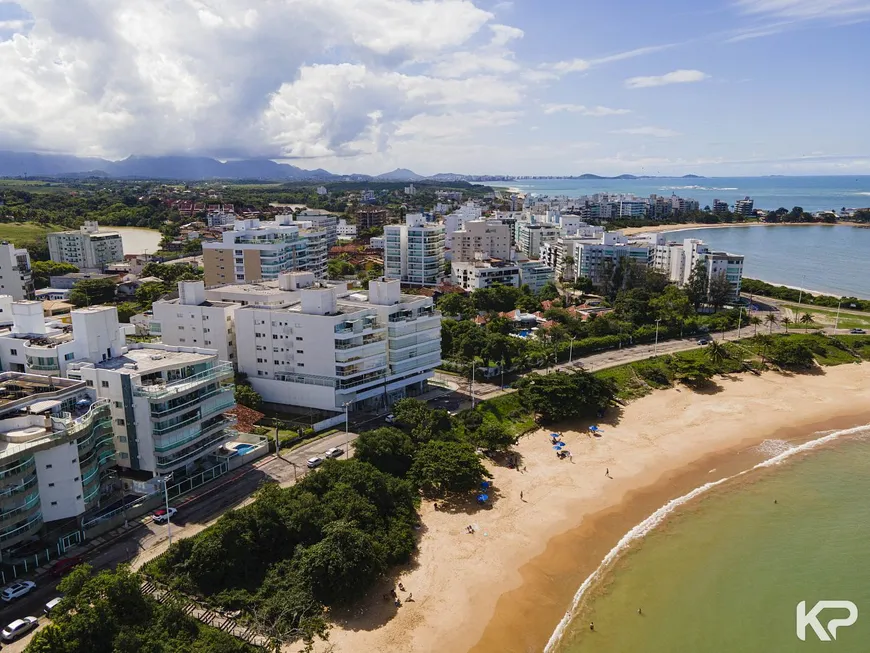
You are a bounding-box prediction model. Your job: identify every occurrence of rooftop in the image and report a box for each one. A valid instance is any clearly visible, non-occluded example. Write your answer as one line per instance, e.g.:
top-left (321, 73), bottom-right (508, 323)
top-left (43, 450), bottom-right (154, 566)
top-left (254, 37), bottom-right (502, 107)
top-left (94, 346), bottom-right (216, 374)
top-left (0, 373), bottom-right (84, 413)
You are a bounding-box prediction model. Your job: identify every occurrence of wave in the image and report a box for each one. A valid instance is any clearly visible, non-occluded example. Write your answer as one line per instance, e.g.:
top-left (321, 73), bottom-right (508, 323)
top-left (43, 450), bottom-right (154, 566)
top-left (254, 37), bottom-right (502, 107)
top-left (855, 192), bottom-right (870, 196)
top-left (543, 422), bottom-right (870, 653)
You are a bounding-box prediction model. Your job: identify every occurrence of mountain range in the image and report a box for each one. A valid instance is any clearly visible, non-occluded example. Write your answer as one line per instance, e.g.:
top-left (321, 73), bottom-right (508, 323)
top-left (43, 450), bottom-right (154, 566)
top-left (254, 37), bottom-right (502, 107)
top-left (0, 151), bottom-right (702, 183)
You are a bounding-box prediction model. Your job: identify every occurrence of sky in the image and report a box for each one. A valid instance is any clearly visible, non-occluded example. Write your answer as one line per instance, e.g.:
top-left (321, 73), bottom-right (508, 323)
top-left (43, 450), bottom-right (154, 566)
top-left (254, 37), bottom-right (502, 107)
top-left (0, 0), bottom-right (868, 177)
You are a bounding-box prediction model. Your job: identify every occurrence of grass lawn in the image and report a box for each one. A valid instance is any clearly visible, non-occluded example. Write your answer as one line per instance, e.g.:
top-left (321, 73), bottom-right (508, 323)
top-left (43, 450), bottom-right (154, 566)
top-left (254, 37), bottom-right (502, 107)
top-left (0, 222), bottom-right (64, 241)
top-left (474, 392), bottom-right (536, 437)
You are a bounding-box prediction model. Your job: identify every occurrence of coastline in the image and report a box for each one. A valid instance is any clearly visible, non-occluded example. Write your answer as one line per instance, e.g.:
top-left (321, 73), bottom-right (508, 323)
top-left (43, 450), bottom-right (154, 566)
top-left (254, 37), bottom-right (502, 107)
top-left (621, 221), bottom-right (864, 236)
top-left (319, 363), bottom-right (870, 653)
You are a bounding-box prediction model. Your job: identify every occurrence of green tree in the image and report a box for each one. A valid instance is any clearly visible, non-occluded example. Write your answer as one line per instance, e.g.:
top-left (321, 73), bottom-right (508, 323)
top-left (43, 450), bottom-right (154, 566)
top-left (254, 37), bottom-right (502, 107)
top-left (116, 301), bottom-right (140, 323)
top-left (707, 271), bottom-right (733, 309)
top-left (31, 260), bottom-right (79, 289)
top-left (235, 384), bottom-right (262, 410)
top-left (750, 315), bottom-right (763, 336)
top-left (182, 238), bottom-right (202, 255)
top-left (410, 440), bottom-right (492, 497)
top-left (515, 370), bottom-right (615, 423)
top-left (467, 422), bottom-right (516, 452)
top-left (391, 398), bottom-right (452, 443)
top-left (767, 338), bottom-right (815, 368)
top-left (649, 285), bottom-right (693, 326)
top-left (781, 316), bottom-right (792, 332)
top-left (800, 312), bottom-right (814, 325)
top-left (706, 340), bottom-right (729, 368)
top-left (70, 278), bottom-right (117, 307)
top-left (685, 260), bottom-right (709, 309)
top-left (437, 292), bottom-right (473, 317)
top-left (135, 280), bottom-right (169, 307)
top-left (765, 313), bottom-right (778, 334)
top-left (352, 427), bottom-right (415, 477)
top-left (668, 355), bottom-right (715, 387)
top-left (561, 255), bottom-right (576, 281)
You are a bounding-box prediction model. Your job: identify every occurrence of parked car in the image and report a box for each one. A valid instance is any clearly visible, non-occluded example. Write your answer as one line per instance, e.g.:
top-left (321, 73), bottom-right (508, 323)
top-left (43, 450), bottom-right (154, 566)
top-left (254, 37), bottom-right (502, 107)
top-left (697, 339), bottom-right (710, 346)
top-left (49, 555), bottom-right (83, 578)
top-left (850, 328), bottom-right (866, 334)
top-left (384, 414), bottom-right (395, 424)
top-left (324, 447), bottom-right (344, 459)
top-left (1, 581), bottom-right (36, 603)
top-left (152, 507), bottom-right (177, 524)
top-left (44, 597), bottom-right (63, 615)
top-left (1, 616), bottom-right (38, 641)
top-left (307, 456), bottom-right (324, 469)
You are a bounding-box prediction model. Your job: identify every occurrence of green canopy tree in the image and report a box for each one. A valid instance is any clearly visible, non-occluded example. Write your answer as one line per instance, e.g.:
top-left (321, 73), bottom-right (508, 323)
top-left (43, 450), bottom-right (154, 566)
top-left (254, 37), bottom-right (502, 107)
top-left (685, 260), bottom-right (709, 309)
top-left (707, 272), bottom-right (734, 310)
top-left (391, 398), bottom-right (452, 443)
top-left (352, 427), bottom-right (415, 477)
top-left (31, 260), bottom-right (79, 289)
top-left (410, 440), bottom-right (492, 497)
top-left (514, 370), bottom-right (615, 423)
top-left (467, 422), bottom-right (516, 452)
top-left (649, 285), bottom-right (693, 326)
top-left (767, 338), bottom-right (815, 369)
top-left (135, 280), bottom-right (169, 307)
top-left (69, 278), bottom-right (117, 307)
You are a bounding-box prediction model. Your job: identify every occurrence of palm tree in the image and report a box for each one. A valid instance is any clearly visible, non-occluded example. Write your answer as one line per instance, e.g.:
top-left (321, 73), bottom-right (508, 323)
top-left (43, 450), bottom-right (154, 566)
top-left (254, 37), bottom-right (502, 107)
top-left (765, 313), bottom-right (778, 334)
top-left (781, 316), bottom-right (792, 332)
top-left (706, 339), bottom-right (729, 368)
top-left (750, 315), bottom-right (763, 336)
top-left (800, 312), bottom-right (814, 326)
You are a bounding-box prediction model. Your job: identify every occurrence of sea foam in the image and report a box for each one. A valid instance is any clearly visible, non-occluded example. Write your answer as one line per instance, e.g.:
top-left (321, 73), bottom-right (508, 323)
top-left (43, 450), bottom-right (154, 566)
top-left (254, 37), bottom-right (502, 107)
top-left (543, 423), bottom-right (870, 653)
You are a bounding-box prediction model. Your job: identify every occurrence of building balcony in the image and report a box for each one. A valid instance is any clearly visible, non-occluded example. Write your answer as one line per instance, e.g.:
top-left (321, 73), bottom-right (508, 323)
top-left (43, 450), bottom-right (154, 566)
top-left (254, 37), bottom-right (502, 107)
top-left (389, 353), bottom-right (441, 376)
top-left (0, 492), bottom-right (40, 526)
top-left (335, 361), bottom-right (388, 378)
top-left (155, 428), bottom-right (236, 473)
top-left (133, 363), bottom-right (234, 399)
top-left (335, 342), bottom-right (386, 363)
top-left (0, 511), bottom-right (42, 550)
top-left (150, 384), bottom-right (233, 419)
top-left (0, 456), bottom-right (36, 484)
top-left (336, 370), bottom-right (387, 391)
top-left (153, 416), bottom-right (235, 454)
top-left (389, 340), bottom-right (441, 362)
top-left (0, 474), bottom-right (38, 508)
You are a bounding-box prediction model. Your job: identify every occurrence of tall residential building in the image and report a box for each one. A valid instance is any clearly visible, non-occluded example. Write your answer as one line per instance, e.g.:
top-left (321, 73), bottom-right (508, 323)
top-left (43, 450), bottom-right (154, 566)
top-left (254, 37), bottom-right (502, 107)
top-left (71, 344), bottom-right (236, 477)
top-left (619, 198), bottom-right (650, 218)
top-left (356, 208), bottom-right (387, 230)
top-left (734, 197), bottom-right (755, 217)
top-left (712, 200), bottom-right (730, 215)
top-left (0, 301), bottom-right (126, 377)
top-left (0, 242), bottom-right (34, 300)
top-left (384, 214), bottom-right (445, 287)
top-left (0, 374), bottom-right (116, 559)
top-left (443, 202), bottom-right (483, 249)
top-left (150, 281), bottom-right (239, 364)
top-left (452, 260), bottom-right (521, 290)
top-left (202, 217), bottom-right (328, 286)
top-left (291, 210), bottom-right (339, 248)
top-left (517, 259), bottom-right (555, 293)
top-left (654, 238), bottom-right (744, 302)
top-left (47, 221), bottom-right (124, 270)
top-left (572, 232), bottom-right (652, 285)
top-left (233, 275), bottom-right (440, 414)
top-left (450, 220), bottom-right (512, 262)
top-left (515, 223), bottom-right (560, 259)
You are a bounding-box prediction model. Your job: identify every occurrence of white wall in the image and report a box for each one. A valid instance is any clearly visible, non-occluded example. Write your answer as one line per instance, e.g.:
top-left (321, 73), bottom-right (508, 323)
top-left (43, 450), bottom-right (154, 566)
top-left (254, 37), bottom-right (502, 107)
top-left (35, 441), bottom-right (86, 522)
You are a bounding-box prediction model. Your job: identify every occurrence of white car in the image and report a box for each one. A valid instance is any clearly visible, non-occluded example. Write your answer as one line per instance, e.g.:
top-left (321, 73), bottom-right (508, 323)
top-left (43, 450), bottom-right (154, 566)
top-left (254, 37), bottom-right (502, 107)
top-left (44, 597), bottom-right (63, 615)
top-left (152, 507), bottom-right (177, 524)
top-left (384, 414), bottom-right (396, 424)
top-left (1, 616), bottom-right (38, 641)
top-left (307, 456), bottom-right (323, 469)
top-left (1, 581), bottom-right (36, 602)
top-left (324, 447), bottom-right (344, 459)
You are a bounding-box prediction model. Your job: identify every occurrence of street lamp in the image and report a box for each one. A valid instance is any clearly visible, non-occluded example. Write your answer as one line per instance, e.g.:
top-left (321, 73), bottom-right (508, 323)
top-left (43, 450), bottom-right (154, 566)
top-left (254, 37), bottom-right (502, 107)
top-left (159, 473), bottom-right (174, 547)
top-left (569, 337), bottom-right (576, 365)
top-left (342, 401), bottom-right (351, 459)
top-left (471, 360), bottom-right (476, 409)
top-left (653, 319), bottom-right (661, 357)
top-left (736, 305), bottom-right (744, 339)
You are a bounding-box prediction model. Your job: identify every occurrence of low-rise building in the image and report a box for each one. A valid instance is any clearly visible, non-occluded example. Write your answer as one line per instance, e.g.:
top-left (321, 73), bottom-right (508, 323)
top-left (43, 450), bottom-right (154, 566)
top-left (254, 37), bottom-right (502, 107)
top-left (356, 208), bottom-right (387, 230)
top-left (0, 242), bottom-right (34, 301)
top-left (518, 259), bottom-right (555, 293)
top-left (516, 223), bottom-right (560, 259)
top-left (451, 259), bottom-right (520, 290)
top-left (47, 221), bottom-right (124, 270)
top-left (337, 219), bottom-right (358, 239)
top-left (48, 272), bottom-right (118, 290)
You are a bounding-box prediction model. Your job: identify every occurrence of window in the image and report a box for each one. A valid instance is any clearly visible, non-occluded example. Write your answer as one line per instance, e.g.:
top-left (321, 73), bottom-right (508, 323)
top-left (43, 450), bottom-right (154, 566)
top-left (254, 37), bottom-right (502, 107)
top-left (204, 340), bottom-right (211, 345)
top-left (114, 401), bottom-right (122, 408)
top-left (101, 380), bottom-right (109, 388)
top-left (48, 483), bottom-right (54, 488)
top-left (177, 313), bottom-right (183, 318)
top-left (120, 452), bottom-right (129, 459)
top-left (296, 350), bottom-right (303, 354)
top-left (74, 477), bottom-right (79, 482)
top-left (116, 418), bottom-right (125, 426)
top-left (119, 435), bottom-right (127, 443)
top-left (45, 464), bottom-right (52, 469)
top-left (179, 338), bottom-right (186, 343)
top-left (51, 501), bottom-right (57, 506)
top-left (298, 362), bottom-right (304, 367)
top-left (76, 495), bottom-right (81, 500)
top-left (178, 326), bottom-right (184, 330)
top-left (71, 458), bottom-right (77, 464)
top-left (296, 336), bottom-right (303, 341)
top-left (9, 348), bottom-right (16, 356)
top-left (64, 352), bottom-right (74, 361)
top-left (86, 380), bottom-right (94, 387)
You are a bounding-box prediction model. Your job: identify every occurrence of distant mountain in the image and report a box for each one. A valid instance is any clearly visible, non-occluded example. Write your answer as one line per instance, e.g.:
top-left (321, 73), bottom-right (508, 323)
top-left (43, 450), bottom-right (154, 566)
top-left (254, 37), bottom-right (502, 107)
top-left (375, 168), bottom-right (425, 181)
top-left (682, 174), bottom-right (705, 179)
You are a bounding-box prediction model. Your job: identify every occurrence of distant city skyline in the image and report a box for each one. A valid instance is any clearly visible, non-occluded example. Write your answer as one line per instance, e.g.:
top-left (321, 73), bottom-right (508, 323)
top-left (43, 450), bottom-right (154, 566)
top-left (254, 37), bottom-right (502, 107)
top-left (0, 0), bottom-right (868, 177)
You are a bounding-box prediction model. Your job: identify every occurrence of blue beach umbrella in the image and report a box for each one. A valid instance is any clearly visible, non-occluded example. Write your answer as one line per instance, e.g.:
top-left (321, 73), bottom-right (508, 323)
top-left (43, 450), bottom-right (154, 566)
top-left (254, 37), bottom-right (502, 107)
top-left (553, 444), bottom-right (564, 450)
top-left (480, 481), bottom-right (491, 490)
top-left (477, 494), bottom-right (489, 502)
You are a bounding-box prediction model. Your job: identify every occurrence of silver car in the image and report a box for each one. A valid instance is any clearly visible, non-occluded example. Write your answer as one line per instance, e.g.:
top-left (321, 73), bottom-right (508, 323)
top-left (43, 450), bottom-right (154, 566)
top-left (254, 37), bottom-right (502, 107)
top-left (2, 616), bottom-right (38, 641)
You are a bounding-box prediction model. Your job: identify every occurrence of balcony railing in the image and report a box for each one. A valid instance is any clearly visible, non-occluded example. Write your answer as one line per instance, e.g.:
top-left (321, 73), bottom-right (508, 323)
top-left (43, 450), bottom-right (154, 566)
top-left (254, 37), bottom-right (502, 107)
top-left (0, 492), bottom-right (40, 525)
top-left (150, 385), bottom-right (233, 418)
top-left (133, 363), bottom-right (234, 399)
top-left (0, 474), bottom-right (37, 502)
top-left (153, 417), bottom-right (234, 453)
top-left (155, 429), bottom-right (236, 472)
top-left (0, 457), bottom-right (35, 483)
top-left (0, 511), bottom-right (42, 546)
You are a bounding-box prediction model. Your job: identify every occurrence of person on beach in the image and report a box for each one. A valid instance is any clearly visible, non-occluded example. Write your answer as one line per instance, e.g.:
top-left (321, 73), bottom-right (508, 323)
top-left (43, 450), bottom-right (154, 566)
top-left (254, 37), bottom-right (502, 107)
top-left (520, 491), bottom-right (524, 501)
top-left (398, 582), bottom-right (405, 592)
top-left (638, 608), bottom-right (643, 615)
top-left (408, 593), bottom-right (413, 601)
top-left (605, 468), bottom-right (610, 478)
top-left (590, 622), bottom-right (594, 632)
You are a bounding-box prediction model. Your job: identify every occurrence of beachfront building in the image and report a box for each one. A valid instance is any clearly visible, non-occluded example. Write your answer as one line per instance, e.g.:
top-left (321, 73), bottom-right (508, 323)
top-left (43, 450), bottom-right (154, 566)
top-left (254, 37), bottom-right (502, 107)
top-left (712, 200), bottom-right (730, 215)
top-left (70, 344), bottom-right (236, 478)
top-left (654, 238), bottom-right (744, 302)
top-left (571, 232), bottom-right (652, 285)
top-left (443, 202), bottom-right (483, 250)
top-left (150, 281), bottom-right (239, 364)
top-left (0, 302), bottom-right (126, 378)
top-left (47, 221), bottom-right (124, 271)
top-left (0, 242), bottom-right (34, 301)
top-left (734, 197), bottom-right (755, 217)
top-left (384, 214), bottom-right (445, 287)
top-left (451, 259), bottom-right (521, 290)
top-left (516, 223), bottom-right (559, 259)
top-left (450, 220), bottom-right (512, 263)
top-left (202, 216), bottom-right (328, 286)
top-left (233, 275), bottom-right (440, 414)
top-left (0, 374), bottom-right (117, 560)
top-left (517, 259), bottom-right (555, 293)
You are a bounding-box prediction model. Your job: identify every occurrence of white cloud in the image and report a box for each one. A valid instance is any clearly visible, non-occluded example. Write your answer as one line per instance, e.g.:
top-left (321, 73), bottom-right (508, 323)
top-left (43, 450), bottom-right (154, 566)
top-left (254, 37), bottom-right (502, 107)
top-left (612, 126), bottom-right (681, 137)
top-left (625, 69), bottom-right (709, 88)
top-left (543, 43), bottom-right (677, 77)
top-left (542, 104), bottom-right (631, 116)
top-left (734, 0), bottom-right (870, 20)
top-left (429, 23), bottom-right (524, 78)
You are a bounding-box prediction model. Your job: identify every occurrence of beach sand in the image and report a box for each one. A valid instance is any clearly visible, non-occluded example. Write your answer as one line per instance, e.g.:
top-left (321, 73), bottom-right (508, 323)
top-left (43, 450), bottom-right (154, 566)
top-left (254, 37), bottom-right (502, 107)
top-left (620, 221), bottom-right (862, 236)
top-left (316, 363), bottom-right (870, 653)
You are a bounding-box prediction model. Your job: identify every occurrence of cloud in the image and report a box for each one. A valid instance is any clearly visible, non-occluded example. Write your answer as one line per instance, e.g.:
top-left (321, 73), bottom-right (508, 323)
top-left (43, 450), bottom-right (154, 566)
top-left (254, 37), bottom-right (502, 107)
top-left (542, 104), bottom-right (631, 116)
top-left (0, 0), bottom-right (512, 159)
top-left (734, 0), bottom-right (870, 20)
top-left (612, 126), bottom-right (681, 137)
top-left (429, 23), bottom-right (523, 78)
top-left (625, 69), bottom-right (709, 88)
top-left (543, 43), bottom-right (677, 77)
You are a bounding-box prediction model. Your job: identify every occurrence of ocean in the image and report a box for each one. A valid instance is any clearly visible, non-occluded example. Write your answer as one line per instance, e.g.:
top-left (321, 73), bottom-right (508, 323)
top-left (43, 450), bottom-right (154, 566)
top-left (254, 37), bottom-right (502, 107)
top-left (505, 176), bottom-right (870, 213)
top-left (551, 427), bottom-right (870, 653)
top-left (662, 225), bottom-right (870, 299)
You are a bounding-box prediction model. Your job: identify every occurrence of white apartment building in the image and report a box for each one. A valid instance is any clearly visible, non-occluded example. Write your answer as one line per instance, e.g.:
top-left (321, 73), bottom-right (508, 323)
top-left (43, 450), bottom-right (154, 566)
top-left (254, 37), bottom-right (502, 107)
top-left (451, 260), bottom-right (521, 290)
top-left (233, 275), bottom-right (440, 414)
top-left (558, 217), bottom-right (604, 239)
top-left (203, 216), bottom-right (328, 286)
top-left (654, 239), bottom-right (744, 302)
top-left (450, 220), bottom-right (512, 263)
top-left (734, 197), bottom-right (755, 217)
top-left (150, 281), bottom-right (239, 363)
top-left (384, 214), bottom-right (445, 287)
top-left (0, 242), bottom-right (34, 301)
top-left (291, 210), bottom-right (339, 248)
top-left (515, 223), bottom-right (560, 259)
top-left (47, 221), bottom-right (124, 270)
top-left (0, 301), bottom-right (126, 377)
top-left (518, 259), bottom-right (555, 293)
top-left (443, 202), bottom-right (483, 250)
top-left (572, 232), bottom-right (652, 285)
top-left (207, 211), bottom-right (236, 228)
top-left (0, 374), bottom-right (116, 559)
top-left (71, 344), bottom-right (236, 478)
top-left (337, 219), bottom-right (358, 239)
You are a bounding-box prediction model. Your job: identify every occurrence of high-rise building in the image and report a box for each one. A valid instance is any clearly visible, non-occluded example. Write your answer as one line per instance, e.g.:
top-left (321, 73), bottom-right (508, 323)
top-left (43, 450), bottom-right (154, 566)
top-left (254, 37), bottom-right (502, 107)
top-left (47, 221), bottom-right (124, 270)
top-left (712, 200), bottom-right (730, 215)
top-left (515, 223), bottom-right (560, 259)
top-left (384, 214), bottom-right (445, 287)
top-left (202, 217), bottom-right (328, 286)
top-left (356, 208), bottom-right (387, 229)
top-left (0, 242), bottom-right (34, 300)
top-left (450, 220), bottom-right (512, 262)
top-left (291, 210), bottom-right (339, 248)
top-left (734, 197), bottom-right (755, 217)
top-left (654, 238), bottom-right (744, 302)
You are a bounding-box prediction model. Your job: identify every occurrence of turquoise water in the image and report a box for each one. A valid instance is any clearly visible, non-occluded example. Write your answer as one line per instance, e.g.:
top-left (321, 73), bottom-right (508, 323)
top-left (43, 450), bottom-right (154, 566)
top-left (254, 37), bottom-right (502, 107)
top-left (507, 176), bottom-right (870, 212)
top-left (664, 225), bottom-right (870, 298)
top-left (553, 428), bottom-right (870, 653)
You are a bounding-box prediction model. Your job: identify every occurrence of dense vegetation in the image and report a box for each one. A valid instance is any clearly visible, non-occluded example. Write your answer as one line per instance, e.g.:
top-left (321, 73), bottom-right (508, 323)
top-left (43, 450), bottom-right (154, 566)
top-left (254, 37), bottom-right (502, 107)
top-left (741, 278), bottom-right (870, 312)
top-left (26, 565), bottom-right (255, 653)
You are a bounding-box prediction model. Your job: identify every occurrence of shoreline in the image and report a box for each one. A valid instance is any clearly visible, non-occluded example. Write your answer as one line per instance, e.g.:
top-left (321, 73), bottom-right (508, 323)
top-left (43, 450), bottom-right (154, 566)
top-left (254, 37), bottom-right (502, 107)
top-left (320, 363), bottom-right (870, 653)
top-left (620, 221), bottom-right (864, 236)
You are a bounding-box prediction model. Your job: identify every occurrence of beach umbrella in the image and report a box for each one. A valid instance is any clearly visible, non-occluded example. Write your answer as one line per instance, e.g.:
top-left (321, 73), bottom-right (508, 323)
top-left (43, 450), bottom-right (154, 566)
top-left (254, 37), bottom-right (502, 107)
top-left (478, 494), bottom-right (489, 502)
top-left (550, 433), bottom-right (560, 438)
top-left (480, 481), bottom-right (491, 490)
top-left (552, 444), bottom-right (564, 450)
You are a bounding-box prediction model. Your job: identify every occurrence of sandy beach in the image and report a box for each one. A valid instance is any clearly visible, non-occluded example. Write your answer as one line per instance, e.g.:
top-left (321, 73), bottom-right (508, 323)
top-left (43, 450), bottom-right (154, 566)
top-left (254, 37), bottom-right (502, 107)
top-left (317, 362), bottom-right (870, 653)
top-left (620, 221), bottom-right (863, 236)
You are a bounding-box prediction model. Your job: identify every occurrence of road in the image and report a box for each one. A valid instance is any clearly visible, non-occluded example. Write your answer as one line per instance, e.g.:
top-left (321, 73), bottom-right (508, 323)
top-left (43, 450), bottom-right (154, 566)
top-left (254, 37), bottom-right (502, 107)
top-left (0, 429), bottom-right (360, 650)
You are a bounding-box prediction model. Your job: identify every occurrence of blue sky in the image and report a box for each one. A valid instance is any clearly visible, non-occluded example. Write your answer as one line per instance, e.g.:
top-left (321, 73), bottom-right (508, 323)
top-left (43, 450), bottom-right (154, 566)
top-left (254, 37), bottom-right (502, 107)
top-left (0, 0), bottom-right (867, 176)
